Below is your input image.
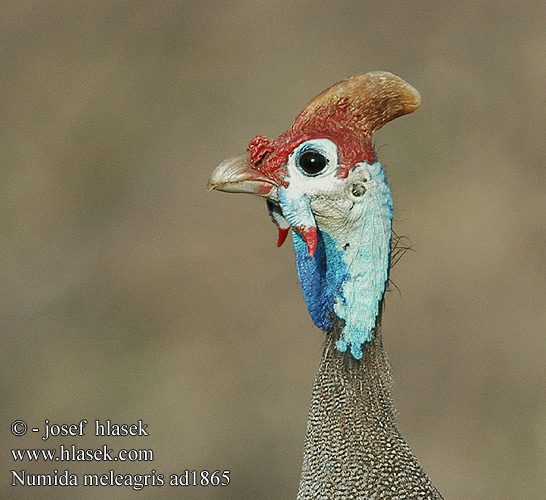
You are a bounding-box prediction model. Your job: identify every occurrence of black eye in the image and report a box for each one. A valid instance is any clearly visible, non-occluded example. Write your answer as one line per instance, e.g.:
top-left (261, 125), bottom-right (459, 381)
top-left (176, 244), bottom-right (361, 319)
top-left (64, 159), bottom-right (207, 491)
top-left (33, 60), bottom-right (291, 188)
top-left (298, 150), bottom-right (328, 176)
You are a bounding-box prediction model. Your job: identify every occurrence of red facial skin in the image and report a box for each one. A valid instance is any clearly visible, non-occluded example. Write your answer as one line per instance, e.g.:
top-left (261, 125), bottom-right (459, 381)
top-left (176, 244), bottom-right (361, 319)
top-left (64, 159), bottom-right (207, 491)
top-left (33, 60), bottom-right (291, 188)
top-left (246, 96), bottom-right (377, 190)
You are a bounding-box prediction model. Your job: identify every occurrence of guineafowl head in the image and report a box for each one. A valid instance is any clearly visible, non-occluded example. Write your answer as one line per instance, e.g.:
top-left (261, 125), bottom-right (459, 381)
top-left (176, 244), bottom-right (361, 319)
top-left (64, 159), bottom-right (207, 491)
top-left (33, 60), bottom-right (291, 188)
top-left (209, 72), bottom-right (420, 359)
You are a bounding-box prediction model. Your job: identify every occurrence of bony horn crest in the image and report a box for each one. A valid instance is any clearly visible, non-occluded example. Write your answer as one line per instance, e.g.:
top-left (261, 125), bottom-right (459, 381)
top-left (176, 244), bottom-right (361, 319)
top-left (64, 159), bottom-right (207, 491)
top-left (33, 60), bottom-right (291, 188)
top-left (292, 71), bottom-right (421, 137)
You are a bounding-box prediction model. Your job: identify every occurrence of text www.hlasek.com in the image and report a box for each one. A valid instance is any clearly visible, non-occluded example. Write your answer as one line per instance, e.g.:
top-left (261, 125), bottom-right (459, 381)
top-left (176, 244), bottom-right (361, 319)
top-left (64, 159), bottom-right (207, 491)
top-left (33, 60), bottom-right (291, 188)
top-left (11, 445), bottom-right (153, 462)
top-left (10, 419), bottom-right (231, 490)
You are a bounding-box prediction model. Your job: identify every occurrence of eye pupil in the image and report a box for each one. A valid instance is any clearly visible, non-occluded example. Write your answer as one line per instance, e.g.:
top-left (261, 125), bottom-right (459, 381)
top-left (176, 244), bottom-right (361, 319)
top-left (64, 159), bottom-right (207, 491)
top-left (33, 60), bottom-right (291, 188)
top-left (298, 150), bottom-right (327, 175)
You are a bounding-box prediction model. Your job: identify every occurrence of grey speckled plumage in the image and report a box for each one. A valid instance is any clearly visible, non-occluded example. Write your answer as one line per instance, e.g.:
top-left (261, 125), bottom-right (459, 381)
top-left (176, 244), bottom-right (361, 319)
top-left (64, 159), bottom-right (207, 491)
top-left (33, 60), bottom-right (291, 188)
top-left (298, 317), bottom-right (443, 500)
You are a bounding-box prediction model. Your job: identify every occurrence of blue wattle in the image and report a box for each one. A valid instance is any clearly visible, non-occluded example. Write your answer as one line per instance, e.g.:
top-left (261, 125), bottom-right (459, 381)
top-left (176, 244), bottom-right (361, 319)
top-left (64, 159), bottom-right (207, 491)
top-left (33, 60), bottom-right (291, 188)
top-left (292, 229), bottom-right (349, 333)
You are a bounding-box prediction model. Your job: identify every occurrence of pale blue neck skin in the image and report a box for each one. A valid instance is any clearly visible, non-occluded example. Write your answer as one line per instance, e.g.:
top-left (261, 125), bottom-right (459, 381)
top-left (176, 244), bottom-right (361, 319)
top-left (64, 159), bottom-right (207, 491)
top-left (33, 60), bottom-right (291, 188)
top-left (279, 156), bottom-right (393, 360)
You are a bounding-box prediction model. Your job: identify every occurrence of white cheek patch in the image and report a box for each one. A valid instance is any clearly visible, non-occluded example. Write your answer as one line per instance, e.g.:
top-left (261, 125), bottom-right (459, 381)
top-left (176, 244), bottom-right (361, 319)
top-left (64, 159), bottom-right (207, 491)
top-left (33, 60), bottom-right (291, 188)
top-left (284, 140), bottom-right (352, 233)
top-left (278, 138), bottom-right (344, 253)
top-left (308, 162), bottom-right (376, 234)
top-left (284, 139), bottom-right (339, 191)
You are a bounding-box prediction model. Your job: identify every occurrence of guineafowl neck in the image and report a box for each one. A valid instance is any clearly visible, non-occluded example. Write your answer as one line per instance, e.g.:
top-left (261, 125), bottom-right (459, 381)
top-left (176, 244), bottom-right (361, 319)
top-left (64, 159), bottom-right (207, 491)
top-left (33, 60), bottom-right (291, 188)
top-left (297, 319), bottom-right (443, 499)
top-left (296, 321), bottom-right (398, 500)
top-left (307, 318), bottom-right (396, 445)
top-left (326, 320), bottom-right (395, 422)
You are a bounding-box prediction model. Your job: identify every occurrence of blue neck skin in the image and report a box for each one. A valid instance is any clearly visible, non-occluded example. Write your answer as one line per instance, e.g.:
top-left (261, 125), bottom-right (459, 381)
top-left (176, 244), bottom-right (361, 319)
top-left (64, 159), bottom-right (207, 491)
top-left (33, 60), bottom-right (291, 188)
top-left (289, 161), bottom-right (392, 359)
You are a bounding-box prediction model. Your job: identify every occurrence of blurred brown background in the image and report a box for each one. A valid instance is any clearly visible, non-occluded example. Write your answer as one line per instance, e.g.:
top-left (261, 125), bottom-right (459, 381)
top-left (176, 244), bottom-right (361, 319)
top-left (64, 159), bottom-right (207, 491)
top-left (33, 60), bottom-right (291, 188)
top-left (1, 1), bottom-right (545, 499)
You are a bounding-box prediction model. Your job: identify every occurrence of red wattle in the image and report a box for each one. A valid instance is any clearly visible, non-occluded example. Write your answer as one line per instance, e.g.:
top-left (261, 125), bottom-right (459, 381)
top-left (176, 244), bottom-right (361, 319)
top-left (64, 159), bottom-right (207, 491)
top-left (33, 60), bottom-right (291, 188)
top-left (295, 226), bottom-right (318, 256)
top-left (276, 227), bottom-right (290, 248)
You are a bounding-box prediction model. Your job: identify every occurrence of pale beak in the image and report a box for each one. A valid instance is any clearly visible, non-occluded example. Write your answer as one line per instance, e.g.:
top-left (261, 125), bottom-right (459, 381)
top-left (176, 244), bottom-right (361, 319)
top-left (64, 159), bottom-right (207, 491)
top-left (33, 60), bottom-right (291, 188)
top-left (207, 152), bottom-right (279, 201)
top-left (208, 151), bottom-right (318, 255)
